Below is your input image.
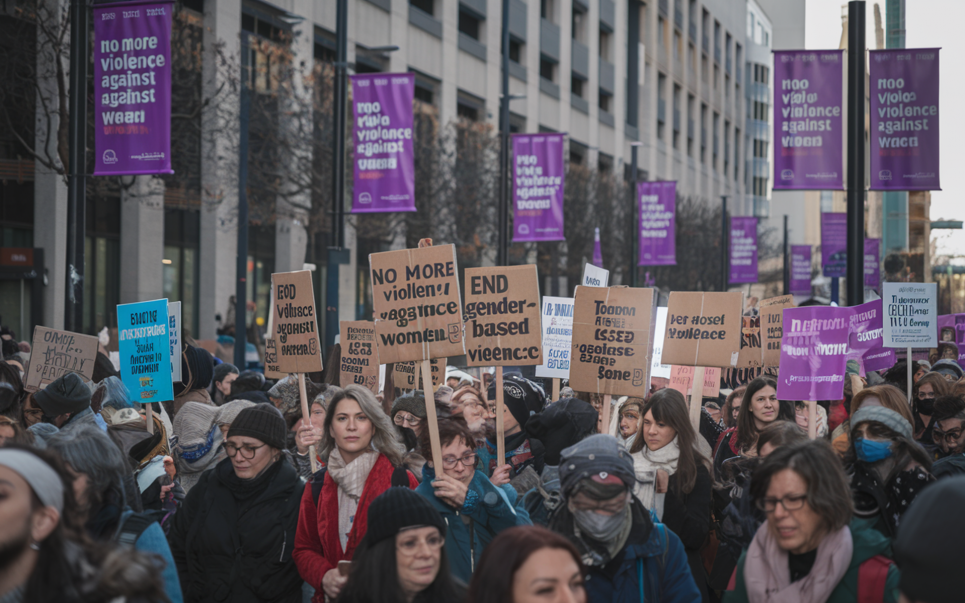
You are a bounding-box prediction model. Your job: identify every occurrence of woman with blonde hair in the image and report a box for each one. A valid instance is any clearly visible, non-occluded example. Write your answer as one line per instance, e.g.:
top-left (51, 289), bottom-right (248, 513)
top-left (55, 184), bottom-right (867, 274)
top-left (832, 384), bottom-right (916, 457)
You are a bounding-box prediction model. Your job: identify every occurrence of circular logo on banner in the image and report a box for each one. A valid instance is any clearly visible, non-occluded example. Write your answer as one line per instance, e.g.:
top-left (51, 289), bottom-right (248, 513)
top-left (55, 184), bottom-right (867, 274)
top-left (102, 150), bottom-right (118, 165)
top-left (780, 169), bottom-right (794, 180)
top-left (518, 224), bottom-right (530, 235)
top-left (359, 192), bottom-right (372, 204)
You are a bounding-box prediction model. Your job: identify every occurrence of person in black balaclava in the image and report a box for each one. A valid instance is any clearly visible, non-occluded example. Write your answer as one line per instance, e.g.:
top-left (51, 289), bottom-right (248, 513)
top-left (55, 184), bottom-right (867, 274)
top-left (483, 374), bottom-right (547, 498)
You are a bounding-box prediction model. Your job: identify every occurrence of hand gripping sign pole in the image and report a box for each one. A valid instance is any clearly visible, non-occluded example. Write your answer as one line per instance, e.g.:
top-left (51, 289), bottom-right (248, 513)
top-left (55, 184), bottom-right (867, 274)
top-left (298, 373), bottom-right (319, 473)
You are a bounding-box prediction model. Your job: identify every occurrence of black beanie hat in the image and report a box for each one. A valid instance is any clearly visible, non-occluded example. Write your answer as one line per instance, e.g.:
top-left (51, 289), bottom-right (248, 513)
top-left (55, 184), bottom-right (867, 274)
top-left (894, 475), bottom-right (965, 603)
top-left (175, 346), bottom-right (214, 396)
top-left (226, 404), bottom-right (287, 450)
top-left (524, 397), bottom-right (599, 465)
top-left (34, 372), bottom-right (91, 417)
top-left (366, 487), bottom-right (446, 545)
top-left (487, 374), bottom-right (545, 427)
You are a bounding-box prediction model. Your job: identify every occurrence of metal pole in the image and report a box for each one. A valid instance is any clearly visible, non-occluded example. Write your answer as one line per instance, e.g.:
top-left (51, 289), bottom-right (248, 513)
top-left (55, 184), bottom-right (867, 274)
top-left (65, 0), bottom-right (88, 331)
top-left (497, 0), bottom-right (510, 267)
top-left (326, 0), bottom-right (348, 349)
top-left (234, 82), bottom-right (250, 368)
top-left (721, 195), bottom-right (728, 291)
top-left (846, 1), bottom-right (866, 306)
top-left (783, 215), bottom-right (789, 295)
top-left (630, 145), bottom-right (638, 287)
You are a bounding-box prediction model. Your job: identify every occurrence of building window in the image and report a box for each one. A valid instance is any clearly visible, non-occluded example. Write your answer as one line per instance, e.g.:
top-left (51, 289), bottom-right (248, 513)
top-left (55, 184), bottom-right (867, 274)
top-left (599, 29), bottom-right (611, 61)
top-left (734, 129), bottom-right (740, 181)
top-left (457, 102), bottom-right (479, 121)
top-left (459, 9), bottom-right (481, 40)
top-left (540, 57), bottom-right (555, 82)
top-left (411, 0), bottom-right (434, 16)
top-left (571, 75), bottom-right (585, 98)
top-left (509, 39), bottom-right (523, 63)
top-left (657, 16), bottom-right (665, 49)
top-left (572, 7), bottom-right (586, 42)
top-left (820, 191), bottom-right (834, 212)
top-left (598, 153), bottom-right (613, 173)
top-left (541, 0), bottom-right (554, 21)
top-left (569, 147), bottom-right (584, 165)
top-left (599, 90), bottom-right (612, 113)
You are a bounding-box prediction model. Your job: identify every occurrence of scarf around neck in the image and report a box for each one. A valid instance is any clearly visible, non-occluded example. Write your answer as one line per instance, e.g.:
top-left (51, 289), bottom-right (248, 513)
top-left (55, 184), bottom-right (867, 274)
top-left (743, 523), bottom-right (853, 603)
top-left (631, 436), bottom-right (680, 520)
top-left (327, 448), bottom-right (379, 552)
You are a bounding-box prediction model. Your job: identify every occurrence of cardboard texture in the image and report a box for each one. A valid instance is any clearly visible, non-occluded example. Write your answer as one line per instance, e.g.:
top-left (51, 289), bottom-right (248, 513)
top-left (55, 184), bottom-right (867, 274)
top-left (339, 321), bottom-right (380, 393)
top-left (661, 292), bottom-right (743, 368)
top-left (263, 338), bottom-right (287, 380)
top-left (25, 327), bottom-right (99, 392)
top-left (569, 286), bottom-right (656, 398)
top-left (760, 295), bottom-right (796, 367)
top-left (271, 270), bottom-right (324, 374)
top-left (396, 358), bottom-right (445, 388)
top-left (736, 313), bottom-right (762, 368)
top-left (370, 245), bottom-right (465, 363)
top-left (464, 265), bottom-right (542, 367)
top-left (669, 365), bottom-right (721, 398)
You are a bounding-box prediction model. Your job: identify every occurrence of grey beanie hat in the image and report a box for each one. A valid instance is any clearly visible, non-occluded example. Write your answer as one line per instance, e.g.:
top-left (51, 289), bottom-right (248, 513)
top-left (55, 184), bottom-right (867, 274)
top-left (931, 360), bottom-right (964, 380)
top-left (391, 391), bottom-right (427, 420)
top-left (559, 434), bottom-right (635, 496)
top-left (215, 399), bottom-right (256, 427)
top-left (851, 405), bottom-right (913, 441)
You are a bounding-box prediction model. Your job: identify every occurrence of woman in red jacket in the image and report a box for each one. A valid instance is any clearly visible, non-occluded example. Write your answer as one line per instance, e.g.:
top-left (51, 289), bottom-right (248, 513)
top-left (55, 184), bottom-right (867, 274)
top-left (294, 385), bottom-right (417, 601)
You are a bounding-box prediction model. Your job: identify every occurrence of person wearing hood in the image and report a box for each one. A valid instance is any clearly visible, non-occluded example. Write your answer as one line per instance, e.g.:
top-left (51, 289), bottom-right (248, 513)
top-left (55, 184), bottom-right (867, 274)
top-left (168, 404), bottom-right (305, 603)
top-left (32, 372), bottom-right (99, 435)
top-left (226, 370), bottom-right (271, 404)
top-left (724, 439), bottom-right (900, 603)
top-left (171, 345), bottom-right (215, 417)
top-left (171, 401), bottom-right (226, 493)
top-left (414, 415), bottom-right (531, 583)
top-left (481, 374), bottom-right (547, 498)
top-left (930, 359), bottom-right (963, 383)
top-left (520, 397), bottom-right (598, 526)
top-left (211, 363), bottom-right (239, 406)
top-left (548, 434), bottom-right (699, 603)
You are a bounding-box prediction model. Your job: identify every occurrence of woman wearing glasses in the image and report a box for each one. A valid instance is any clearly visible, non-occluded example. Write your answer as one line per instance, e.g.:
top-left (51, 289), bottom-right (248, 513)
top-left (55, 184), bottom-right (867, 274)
top-left (168, 404), bottom-right (306, 603)
top-left (415, 416), bottom-right (532, 583)
top-left (724, 439), bottom-right (900, 603)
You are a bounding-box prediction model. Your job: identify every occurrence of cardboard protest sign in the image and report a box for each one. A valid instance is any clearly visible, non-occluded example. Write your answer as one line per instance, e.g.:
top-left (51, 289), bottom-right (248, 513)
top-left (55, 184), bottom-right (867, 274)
top-left (340, 321), bottom-right (380, 393)
top-left (847, 299), bottom-right (895, 374)
top-left (270, 270), bottom-right (323, 374)
top-left (168, 301), bottom-right (182, 383)
top-left (117, 299), bottom-right (174, 404)
top-left (760, 295), bottom-right (796, 367)
top-left (464, 266), bottom-right (542, 367)
top-left (396, 358), bottom-right (445, 388)
top-left (535, 296), bottom-right (574, 379)
top-left (569, 286), bottom-right (656, 398)
top-left (25, 327), bottom-right (99, 392)
top-left (651, 307), bottom-right (672, 379)
top-left (937, 314), bottom-right (965, 365)
top-left (736, 297), bottom-right (762, 369)
top-left (370, 245), bottom-right (465, 364)
top-left (581, 263), bottom-right (609, 288)
top-left (661, 292), bottom-right (743, 368)
top-left (882, 282), bottom-right (938, 348)
top-left (263, 338), bottom-right (286, 379)
top-left (776, 305), bottom-right (852, 401)
top-left (669, 365), bottom-right (721, 398)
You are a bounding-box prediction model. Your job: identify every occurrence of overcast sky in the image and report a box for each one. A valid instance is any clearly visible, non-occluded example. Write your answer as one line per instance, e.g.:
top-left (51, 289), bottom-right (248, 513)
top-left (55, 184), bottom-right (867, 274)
top-left (804, 0), bottom-right (964, 258)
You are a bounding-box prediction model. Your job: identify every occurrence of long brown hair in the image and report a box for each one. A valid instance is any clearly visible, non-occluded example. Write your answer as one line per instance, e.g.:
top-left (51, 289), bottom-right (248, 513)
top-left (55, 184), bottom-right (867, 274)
top-left (735, 376), bottom-right (780, 452)
top-left (722, 386), bottom-right (747, 428)
top-left (630, 388), bottom-right (710, 495)
top-left (850, 384), bottom-right (915, 425)
top-left (913, 372), bottom-right (951, 416)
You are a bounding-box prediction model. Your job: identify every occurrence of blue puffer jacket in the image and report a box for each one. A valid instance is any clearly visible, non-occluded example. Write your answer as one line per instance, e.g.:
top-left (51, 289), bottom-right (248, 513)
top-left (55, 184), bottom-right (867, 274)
top-left (415, 466), bottom-right (532, 582)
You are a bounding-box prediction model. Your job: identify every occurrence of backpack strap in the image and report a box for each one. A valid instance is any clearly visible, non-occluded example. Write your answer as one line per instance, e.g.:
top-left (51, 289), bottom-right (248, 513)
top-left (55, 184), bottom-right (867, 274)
top-left (117, 510), bottom-right (163, 547)
top-left (391, 465), bottom-right (411, 488)
top-left (311, 467), bottom-right (328, 506)
top-left (858, 555), bottom-right (893, 603)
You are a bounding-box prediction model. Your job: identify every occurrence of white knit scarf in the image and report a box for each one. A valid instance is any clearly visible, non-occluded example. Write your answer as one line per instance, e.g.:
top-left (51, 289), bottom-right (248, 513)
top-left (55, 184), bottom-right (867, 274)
top-left (631, 436), bottom-right (680, 520)
top-left (326, 448), bottom-right (379, 552)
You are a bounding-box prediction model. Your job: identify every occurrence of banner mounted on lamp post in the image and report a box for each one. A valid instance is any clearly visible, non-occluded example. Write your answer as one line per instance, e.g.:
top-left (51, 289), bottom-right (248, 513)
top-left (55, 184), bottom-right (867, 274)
top-left (864, 238), bottom-right (881, 290)
top-left (821, 212), bottom-right (847, 278)
top-left (512, 133), bottom-right (565, 242)
top-left (790, 245), bottom-right (813, 295)
top-left (351, 73), bottom-right (417, 213)
top-left (729, 216), bottom-right (758, 284)
top-left (638, 181), bottom-right (676, 266)
top-left (869, 49), bottom-right (940, 191)
top-left (93, 1), bottom-right (174, 175)
top-left (772, 50), bottom-right (844, 190)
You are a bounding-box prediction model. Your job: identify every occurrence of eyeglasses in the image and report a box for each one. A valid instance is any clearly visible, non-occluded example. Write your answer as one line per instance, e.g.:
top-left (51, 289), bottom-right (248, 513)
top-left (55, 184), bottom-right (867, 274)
top-left (394, 413), bottom-right (423, 427)
top-left (756, 494), bottom-right (808, 513)
top-left (224, 442), bottom-right (267, 459)
top-left (932, 423), bottom-right (965, 444)
top-left (397, 532), bottom-right (444, 556)
top-left (441, 452), bottom-right (476, 469)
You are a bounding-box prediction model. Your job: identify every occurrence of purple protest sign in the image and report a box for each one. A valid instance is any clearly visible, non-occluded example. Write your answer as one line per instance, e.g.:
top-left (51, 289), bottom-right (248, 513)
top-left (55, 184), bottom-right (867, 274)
top-left (864, 238), bottom-right (880, 290)
top-left (869, 49), bottom-right (941, 191)
top-left (351, 73), bottom-right (416, 213)
top-left (512, 133), bottom-right (565, 241)
top-left (729, 217), bottom-right (758, 284)
top-left (773, 51), bottom-right (844, 190)
top-left (638, 181), bottom-right (676, 266)
top-left (821, 213), bottom-right (847, 278)
top-left (777, 305), bottom-right (852, 401)
top-left (93, 1), bottom-right (173, 175)
top-left (593, 228), bottom-right (603, 266)
top-left (790, 245), bottom-right (812, 295)
top-left (848, 300), bottom-right (894, 375)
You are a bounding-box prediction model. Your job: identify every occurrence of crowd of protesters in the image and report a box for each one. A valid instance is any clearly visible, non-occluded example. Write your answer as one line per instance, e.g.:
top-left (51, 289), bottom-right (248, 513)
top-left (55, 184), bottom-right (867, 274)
top-left (1, 321), bottom-right (964, 603)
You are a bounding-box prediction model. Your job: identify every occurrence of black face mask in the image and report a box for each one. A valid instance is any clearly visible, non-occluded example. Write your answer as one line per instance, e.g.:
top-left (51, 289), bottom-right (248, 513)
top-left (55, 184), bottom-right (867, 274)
top-left (917, 397), bottom-right (936, 415)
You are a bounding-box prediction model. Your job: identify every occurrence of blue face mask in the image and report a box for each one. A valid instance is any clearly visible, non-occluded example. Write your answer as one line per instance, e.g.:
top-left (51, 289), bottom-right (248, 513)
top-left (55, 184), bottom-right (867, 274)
top-left (854, 438), bottom-right (893, 463)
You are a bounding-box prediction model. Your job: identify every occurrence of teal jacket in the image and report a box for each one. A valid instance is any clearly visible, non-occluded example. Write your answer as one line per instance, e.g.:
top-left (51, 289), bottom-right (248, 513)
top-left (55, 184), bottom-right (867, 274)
top-left (724, 518), bottom-right (900, 603)
top-left (415, 466), bottom-right (532, 582)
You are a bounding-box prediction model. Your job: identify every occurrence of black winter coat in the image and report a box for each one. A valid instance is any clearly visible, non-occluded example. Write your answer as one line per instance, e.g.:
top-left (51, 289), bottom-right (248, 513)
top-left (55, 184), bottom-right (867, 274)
top-left (168, 457), bottom-right (305, 603)
top-left (663, 463), bottom-right (713, 602)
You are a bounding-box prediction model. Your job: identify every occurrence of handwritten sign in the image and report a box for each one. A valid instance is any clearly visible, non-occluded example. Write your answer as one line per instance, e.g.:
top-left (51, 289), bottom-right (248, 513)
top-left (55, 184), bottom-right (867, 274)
top-left (25, 327), bottom-right (99, 392)
top-left (760, 295), bottom-right (795, 367)
top-left (396, 358), bottom-right (445, 389)
top-left (581, 263), bottom-right (609, 288)
top-left (464, 265), bottom-right (542, 367)
top-left (882, 282), bottom-right (937, 348)
top-left (117, 299), bottom-right (174, 404)
top-left (669, 365), bottom-right (721, 398)
top-left (535, 296), bottom-right (574, 379)
top-left (661, 292), bottom-right (743, 368)
top-left (271, 270), bottom-right (323, 374)
top-left (340, 321), bottom-right (380, 394)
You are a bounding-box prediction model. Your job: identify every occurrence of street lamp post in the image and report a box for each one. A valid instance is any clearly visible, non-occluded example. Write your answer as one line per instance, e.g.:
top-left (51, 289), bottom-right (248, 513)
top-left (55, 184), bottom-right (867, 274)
top-left (721, 195), bottom-right (729, 292)
top-left (629, 142), bottom-right (643, 287)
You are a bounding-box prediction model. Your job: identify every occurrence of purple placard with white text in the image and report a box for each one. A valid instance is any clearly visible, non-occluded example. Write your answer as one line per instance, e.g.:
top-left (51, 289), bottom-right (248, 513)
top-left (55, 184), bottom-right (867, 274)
top-left (513, 133), bottom-right (565, 242)
top-left (791, 245), bottom-right (812, 295)
top-left (864, 238), bottom-right (880, 290)
top-left (638, 181), bottom-right (677, 266)
top-left (351, 73), bottom-right (416, 213)
top-left (729, 217), bottom-right (758, 284)
top-left (93, 1), bottom-right (173, 175)
top-left (777, 305), bottom-right (852, 401)
top-left (821, 213), bottom-right (847, 278)
top-left (869, 49), bottom-right (941, 191)
top-left (847, 300), bottom-right (894, 375)
top-left (773, 50), bottom-right (844, 190)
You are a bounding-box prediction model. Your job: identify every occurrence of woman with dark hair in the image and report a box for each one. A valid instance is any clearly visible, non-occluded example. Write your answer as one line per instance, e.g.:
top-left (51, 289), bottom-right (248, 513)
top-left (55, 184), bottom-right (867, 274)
top-left (0, 359), bottom-right (24, 422)
top-left (171, 345), bottom-right (215, 417)
top-left (911, 371), bottom-right (949, 449)
top-left (713, 377), bottom-right (791, 480)
top-left (294, 385), bottom-right (418, 602)
top-left (467, 525), bottom-right (586, 603)
top-left (846, 405), bottom-right (935, 539)
top-left (724, 439), bottom-right (899, 603)
top-left (722, 386), bottom-right (747, 429)
top-left (629, 388), bottom-right (713, 601)
top-left (336, 487), bottom-right (465, 603)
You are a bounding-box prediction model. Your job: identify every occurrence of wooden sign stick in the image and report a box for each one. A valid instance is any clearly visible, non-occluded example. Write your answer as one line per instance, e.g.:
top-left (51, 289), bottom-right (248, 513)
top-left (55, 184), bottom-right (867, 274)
top-left (807, 400), bottom-right (817, 440)
top-left (495, 367), bottom-right (506, 468)
top-left (906, 346), bottom-right (913, 404)
top-left (298, 373), bottom-right (319, 473)
top-left (689, 366), bottom-right (706, 431)
top-left (421, 358), bottom-right (444, 473)
top-left (601, 393), bottom-right (612, 436)
top-left (552, 378), bottom-right (560, 401)
top-left (145, 403), bottom-right (154, 435)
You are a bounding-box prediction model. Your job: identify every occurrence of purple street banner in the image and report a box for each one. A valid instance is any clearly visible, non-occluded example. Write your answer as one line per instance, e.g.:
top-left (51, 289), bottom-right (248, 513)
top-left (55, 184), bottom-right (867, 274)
top-left (847, 300), bottom-right (895, 375)
top-left (821, 212), bottom-right (847, 278)
top-left (351, 73), bottom-right (416, 213)
top-left (869, 49), bottom-right (941, 191)
top-left (512, 133), bottom-right (565, 242)
top-left (638, 181), bottom-right (677, 266)
top-left (729, 217), bottom-right (758, 284)
top-left (864, 238), bottom-right (881, 290)
top-left (777, 305), bottom-right (852, 401)
top-left (93, 1), bottom-right (173, 175)
top-left (773, 50), bottom-right (844, 190)
top-left (790, 245), bottom-right (813, 295)
top-left (592, 228), bottom-right (603, 266)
